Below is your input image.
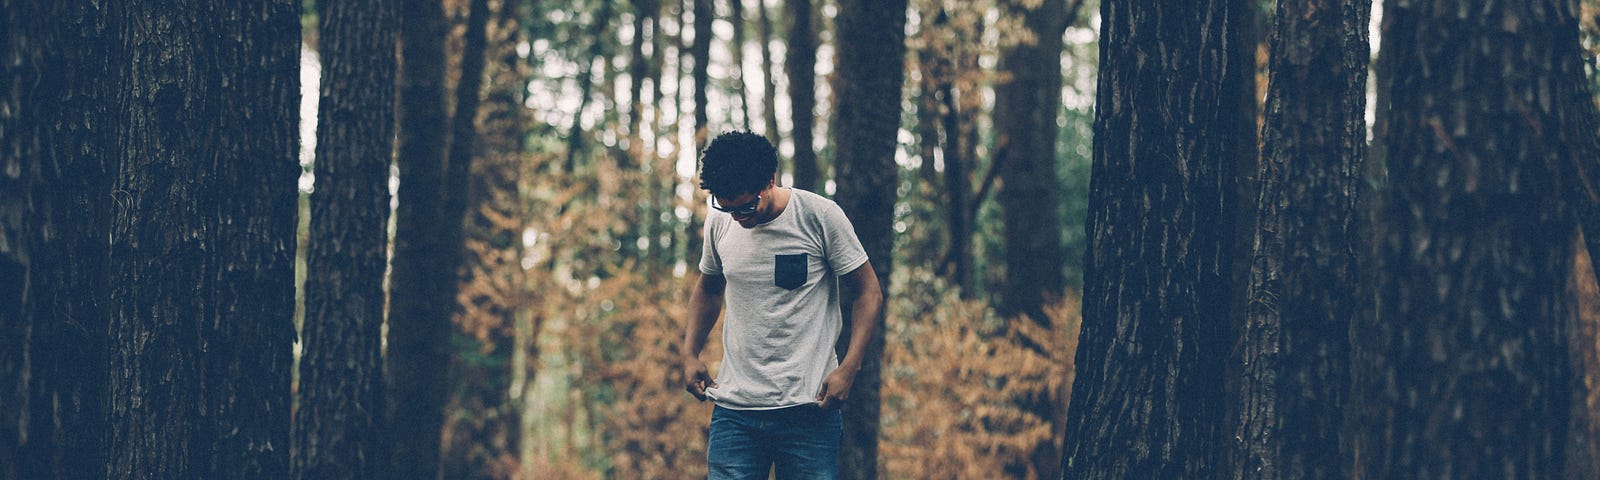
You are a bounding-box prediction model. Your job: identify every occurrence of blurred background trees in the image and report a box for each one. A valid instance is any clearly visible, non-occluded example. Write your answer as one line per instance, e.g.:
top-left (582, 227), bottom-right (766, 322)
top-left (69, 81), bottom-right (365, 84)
top-left (4, 0), bottom-right (1600, 479)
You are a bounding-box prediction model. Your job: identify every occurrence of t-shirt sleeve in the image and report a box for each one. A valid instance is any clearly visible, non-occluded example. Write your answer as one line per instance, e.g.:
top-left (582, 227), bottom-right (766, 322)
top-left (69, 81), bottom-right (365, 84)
top-left (698, 216), bottom-right (722, 275)
top-left (819, 200), bottom-right (869, 276)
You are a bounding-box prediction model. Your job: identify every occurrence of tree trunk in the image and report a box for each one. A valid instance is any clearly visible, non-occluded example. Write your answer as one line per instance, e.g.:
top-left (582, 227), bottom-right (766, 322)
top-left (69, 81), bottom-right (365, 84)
top-left (628, 0), bottom-right (657, 168)
top-left (994, 0), bottom-right (1076, 324)
top-left (939, 80), bottom-right (971, 294)
top-left (2, 3), bottom-right (114, 478)
top-left (563, 0), bottom-right (616, 173)
top-left (1228, 0), bottom-right (1368, 478)
top-left (991, 1), bottom-right (1081, 477)
top-left (1062, 0), bottom-right (1253, 477)
top-left (390, 0), bottom-right (453, 476)
top-left (730, 0), bottom-right (752, 131)
top-left (691, 0), bottom-right (713, 149)
top-left (757, 0), bottom-right (781, 146)
top-left (831, 1), bottom-right (907, 478)
top-left (293, 1), bottom-right (397, 478)
top-left (105, 2), bottom-right (300, 477)
top-left (441, 0), bottom-right (528, 477)
top-left (1571, 236), bottom-right (1600, 480)
top-left (1351, 2), bottom-right (1585, 477)
top-left (439, 0), bottom-right (497, 474)
top-left (786, 0), bottom-right (818, 190)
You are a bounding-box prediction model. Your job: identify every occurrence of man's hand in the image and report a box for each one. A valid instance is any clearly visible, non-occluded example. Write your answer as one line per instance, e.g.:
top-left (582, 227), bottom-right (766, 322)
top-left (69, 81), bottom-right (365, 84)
top-left (684, 356), bottom-right (716, 401)
top-left (816, 365), bottom-right (859, 409)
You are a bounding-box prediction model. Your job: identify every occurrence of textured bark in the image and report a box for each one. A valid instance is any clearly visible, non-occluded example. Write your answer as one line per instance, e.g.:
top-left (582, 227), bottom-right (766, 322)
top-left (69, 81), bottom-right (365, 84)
top-left (994, 0), bottom-right (1077, 323)
top-left (2, 3), bottom-right (113, 478)
top-left (830, 1), bottom-right (906, 478)
top-left (1351, 2), bottom-right (1584, 477)
top-left (1228, 0), bottom-right (1368, 478)
top-left (105, 2), bottom-right (300, 477)
top-left (1062, 0), bottom-right (1253, 477)
top-left (292, 1), bottom-right (397, 478)
top-left (785, 0), bottom-right (818, 190)
top-left (390, 0), bottom-right (453, 476)
top-left (1562, 8), bottom-right (1600, 478)
top-left (1571, 239), bottom-right (1600, 480)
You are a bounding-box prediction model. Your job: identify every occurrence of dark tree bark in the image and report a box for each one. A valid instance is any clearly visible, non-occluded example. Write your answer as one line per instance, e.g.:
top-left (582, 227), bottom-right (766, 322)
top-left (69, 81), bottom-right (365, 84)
top-left (2, 3), bottom-right (113, 479)
top-left (757, 0), bottom-right (781, 146)
top-left (830, 1), bottom-right (907, 478)
top-left (1562, 13), bottom-right (1600, 479)
top-left (938, 78), bottom-right (972, 294)
top-left (912, 9), bottom-right (944, 189)
top-left (785, 0), bottom-right (818, 190)
top-left (292, 1), bottom-right (397, 478)
top-left (1228, 0), bottom-right (1368, 478)
top-left (390, 0), bottom-right (453, 476)
top-left (440, 0), bottom-right (528, 478)
top-left (1061, 0), bottom-right (1254, 477)
top-left (994, 0), bottom-right (1078, 324)
top-left (730, 0), bottom-right (752, 131)
top-left (691, 0), bottom-right (713, 149)
top-left (990, 1), bottom-right (1080, 478)
top-left (105, 2), bottom-right (300, 477)
top-left (1351, 2), bottom-right (1587, 477)
top-left (628, 0), bottom-right (658, 167)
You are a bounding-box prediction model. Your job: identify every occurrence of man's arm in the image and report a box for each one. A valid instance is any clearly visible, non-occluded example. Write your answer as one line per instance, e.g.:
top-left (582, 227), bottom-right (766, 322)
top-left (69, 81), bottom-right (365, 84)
top-left (682, 273), bottom-right (726, 401)
top-left (817, 260), bottom-right (882, 409)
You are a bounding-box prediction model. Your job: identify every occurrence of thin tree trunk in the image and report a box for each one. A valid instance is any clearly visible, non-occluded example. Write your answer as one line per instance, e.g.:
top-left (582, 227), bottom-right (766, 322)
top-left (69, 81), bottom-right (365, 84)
top-left (691, 0), bottom-right (713, 150)
top-left (913, 14), bottom-right (942, 189)
top-left (992, 2), bottom-right (1083, 477)
top-left (939, 80), bottom-right (971, 294)
top-left (994, 0), bottom-right (1077, 324)
top-left (390, 0), bottom-right (453, 476)
top-left (831, 1), bottom-right (907, 478)
top-left (293, 1), bottom-right (397, 478)
top-left (441, 1), bottom-right (529, 478)
top-left (1062, 0), bottom-right (1254, 477)
top-left (1352, 2), bottom-right (1584, 477)
top-left (1571, 237), bottom-right (1600, 480)
top-left (564, 0), bottom-right (616, 173)
top-left (106, 2), bottom-right (300, 477)
top-left (731, 0), bottom-right (752, 131)
top-left (757, 0), bottom-right (781, 146)
top-left (786, 0), bottom-right (818, 191)
top-left (628, 0), bottom-right (657, 169)
top-left (1228, 0), bottom-right (1368, 478)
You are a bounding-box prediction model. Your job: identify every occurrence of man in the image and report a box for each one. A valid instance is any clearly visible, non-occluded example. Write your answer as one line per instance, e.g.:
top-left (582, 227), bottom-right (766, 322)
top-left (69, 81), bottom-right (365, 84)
top-left (681, 131), bottom-right (883, 479)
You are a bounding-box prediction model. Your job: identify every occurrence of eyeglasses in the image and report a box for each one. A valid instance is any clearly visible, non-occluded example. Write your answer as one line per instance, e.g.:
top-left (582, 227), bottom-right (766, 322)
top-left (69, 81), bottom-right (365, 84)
top-left (709, 193), bottom-right (761, 216)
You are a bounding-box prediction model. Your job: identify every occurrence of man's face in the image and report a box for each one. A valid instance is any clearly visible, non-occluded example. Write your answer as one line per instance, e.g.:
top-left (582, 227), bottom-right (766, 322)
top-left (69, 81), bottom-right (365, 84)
top-left (711, 189), bottom-right (764, 228)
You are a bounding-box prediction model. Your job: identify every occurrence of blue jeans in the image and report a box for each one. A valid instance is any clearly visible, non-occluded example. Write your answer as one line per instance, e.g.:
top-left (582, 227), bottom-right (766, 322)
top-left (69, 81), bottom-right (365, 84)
top-left (707, 404), bottom-right (842, 480)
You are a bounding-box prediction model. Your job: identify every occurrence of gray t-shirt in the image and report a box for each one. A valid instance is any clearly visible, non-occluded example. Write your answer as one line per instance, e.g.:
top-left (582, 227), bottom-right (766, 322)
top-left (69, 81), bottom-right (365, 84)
top-left (699, 188), bottom-right (869, 410)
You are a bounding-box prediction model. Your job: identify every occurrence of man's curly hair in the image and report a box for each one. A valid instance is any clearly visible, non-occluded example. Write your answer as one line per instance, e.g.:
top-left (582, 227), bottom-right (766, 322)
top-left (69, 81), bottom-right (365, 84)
top-left (698, 131), bottom-right (778, 199)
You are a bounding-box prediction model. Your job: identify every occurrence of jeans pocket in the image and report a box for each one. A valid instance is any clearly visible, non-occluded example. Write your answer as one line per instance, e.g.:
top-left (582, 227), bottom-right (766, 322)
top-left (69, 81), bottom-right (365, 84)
top-left (774, 254), bottom-right (808, 290)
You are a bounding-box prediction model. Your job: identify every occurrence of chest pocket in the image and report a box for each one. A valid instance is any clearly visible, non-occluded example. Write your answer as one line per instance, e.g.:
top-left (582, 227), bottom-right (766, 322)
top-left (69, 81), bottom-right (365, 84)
top-left (774, 254), bottom-right (808, 290)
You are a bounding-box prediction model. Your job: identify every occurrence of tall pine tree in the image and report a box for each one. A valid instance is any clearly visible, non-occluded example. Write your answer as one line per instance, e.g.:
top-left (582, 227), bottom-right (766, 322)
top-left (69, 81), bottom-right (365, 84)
top-left (1062, 0), bottom-right (1255, 476)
